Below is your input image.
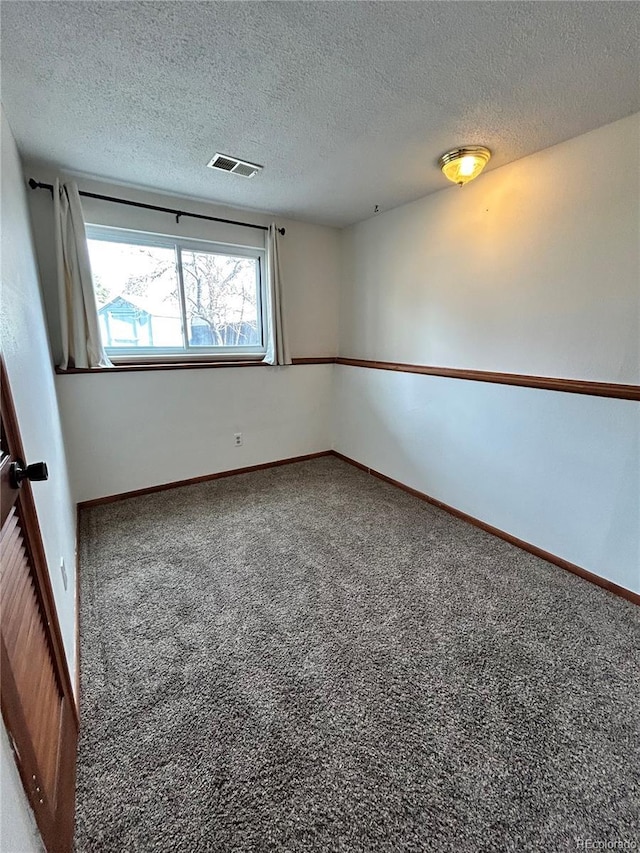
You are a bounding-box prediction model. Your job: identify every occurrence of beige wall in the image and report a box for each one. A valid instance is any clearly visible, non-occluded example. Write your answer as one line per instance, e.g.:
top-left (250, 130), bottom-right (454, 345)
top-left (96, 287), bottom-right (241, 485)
top-left (1, 109), bottom-right (77, 675)
top-left (56, 365), bottom-right (333, 503)
top-left (26, 170), bottom-right (341, 502)
top-left (1, 107), bottom-right (72, 853)
top-left (27, 171), bottom-right (341, 363)
top-left (335, 114), bottom-right (640, 594)
top-left (340, 113), bottom-right (639, 383)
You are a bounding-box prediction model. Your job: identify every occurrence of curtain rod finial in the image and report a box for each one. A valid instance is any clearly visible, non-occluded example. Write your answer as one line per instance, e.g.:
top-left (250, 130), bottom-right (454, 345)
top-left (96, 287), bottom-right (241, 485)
top-left (28, 178), bottom-right (54, 195)
top-left (278, 227), bottom-right (285, 236)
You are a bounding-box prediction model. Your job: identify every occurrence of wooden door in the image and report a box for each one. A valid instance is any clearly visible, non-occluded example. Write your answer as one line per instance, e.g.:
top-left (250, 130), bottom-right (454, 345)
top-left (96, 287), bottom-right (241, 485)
top-left (0, 362), bottom-right (78, 853)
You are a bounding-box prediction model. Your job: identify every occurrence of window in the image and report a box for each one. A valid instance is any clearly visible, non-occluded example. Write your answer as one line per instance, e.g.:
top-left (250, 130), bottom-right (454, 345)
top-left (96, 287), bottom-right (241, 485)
top-left (86, 226), bottom-right (266, 361)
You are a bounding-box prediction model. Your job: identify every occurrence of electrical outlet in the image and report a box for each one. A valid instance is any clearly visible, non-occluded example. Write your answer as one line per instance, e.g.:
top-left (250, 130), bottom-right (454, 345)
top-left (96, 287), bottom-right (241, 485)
top-left (60, 558), bottom-right (68, 591)
top-left (234, 432), bottom-right (243, 447)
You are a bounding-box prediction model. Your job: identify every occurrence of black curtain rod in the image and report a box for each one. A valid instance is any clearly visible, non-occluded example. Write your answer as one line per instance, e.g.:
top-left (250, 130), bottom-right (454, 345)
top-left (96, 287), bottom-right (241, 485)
top-left (27, 179), bottom-right (285, 235)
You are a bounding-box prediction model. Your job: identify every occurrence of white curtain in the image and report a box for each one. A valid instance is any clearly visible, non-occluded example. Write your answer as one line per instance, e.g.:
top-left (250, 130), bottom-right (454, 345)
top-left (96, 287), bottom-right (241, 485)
top-left (54, 179), bottom-right (111, 369)
top-left (263, 223), bottom-right (291, 366)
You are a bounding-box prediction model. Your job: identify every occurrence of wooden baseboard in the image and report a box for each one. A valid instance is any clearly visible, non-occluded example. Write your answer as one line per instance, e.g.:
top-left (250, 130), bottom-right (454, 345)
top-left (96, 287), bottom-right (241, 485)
top-left (330, 450), bottom-right (639, 606)
top-left (74, 507), bottom-right (81, 716)
top-left (76, 447), bottom-right (638, 605)
top-left (77, 451), bottom-right (333, 509)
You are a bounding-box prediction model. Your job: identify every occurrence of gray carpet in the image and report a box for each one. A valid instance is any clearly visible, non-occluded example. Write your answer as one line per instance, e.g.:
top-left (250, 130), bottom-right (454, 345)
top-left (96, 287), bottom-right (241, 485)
top-left (76, 456), bottom-right (640, 852)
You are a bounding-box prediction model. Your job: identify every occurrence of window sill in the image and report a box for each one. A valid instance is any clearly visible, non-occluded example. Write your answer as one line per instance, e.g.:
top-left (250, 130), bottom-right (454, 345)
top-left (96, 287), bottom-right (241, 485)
top-left (54, 357), bottom-right (335, 375)
top-left (55, 360), bottom-right (269, 374)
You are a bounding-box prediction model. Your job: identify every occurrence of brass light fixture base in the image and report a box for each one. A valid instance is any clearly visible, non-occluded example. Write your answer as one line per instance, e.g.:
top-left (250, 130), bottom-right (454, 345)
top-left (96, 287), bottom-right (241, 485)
top-left (438, 146), bottom-right (492, 186)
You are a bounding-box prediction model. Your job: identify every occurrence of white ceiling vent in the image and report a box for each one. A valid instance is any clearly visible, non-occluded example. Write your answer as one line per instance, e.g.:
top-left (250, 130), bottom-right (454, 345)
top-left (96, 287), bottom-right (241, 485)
top-left (207, 153), bottom-right (262, 178)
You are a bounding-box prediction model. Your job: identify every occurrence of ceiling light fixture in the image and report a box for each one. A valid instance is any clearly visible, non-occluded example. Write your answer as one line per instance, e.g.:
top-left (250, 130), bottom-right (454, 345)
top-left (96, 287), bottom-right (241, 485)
top-left (438, 146), bottom-right (491, 187)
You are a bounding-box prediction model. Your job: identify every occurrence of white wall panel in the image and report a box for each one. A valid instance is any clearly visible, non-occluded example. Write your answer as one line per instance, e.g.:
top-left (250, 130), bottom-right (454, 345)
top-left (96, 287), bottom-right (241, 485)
top-left (336, 115), bottom-right (640, 594)
top-left (57, 365), bottom-right (333, 502)
top-left (1, 108), bottom-right (77, 677)
top-left (333, 365), bottom-right (639, 593)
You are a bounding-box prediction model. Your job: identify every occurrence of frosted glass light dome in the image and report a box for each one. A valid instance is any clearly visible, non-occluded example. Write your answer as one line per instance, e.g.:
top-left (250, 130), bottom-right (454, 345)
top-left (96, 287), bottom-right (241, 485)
top-left (438, 147), bottom-right (491, 186)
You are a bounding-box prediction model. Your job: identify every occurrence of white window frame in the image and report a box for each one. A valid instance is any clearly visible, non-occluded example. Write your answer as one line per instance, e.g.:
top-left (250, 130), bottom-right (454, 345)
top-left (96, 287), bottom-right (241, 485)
top-left (86, 224), bottom-right (267, 363)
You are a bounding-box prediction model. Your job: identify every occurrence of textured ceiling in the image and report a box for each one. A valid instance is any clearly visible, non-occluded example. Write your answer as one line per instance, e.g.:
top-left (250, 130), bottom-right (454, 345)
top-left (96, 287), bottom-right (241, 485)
top-left (1, 1), bottom-right (639, 226)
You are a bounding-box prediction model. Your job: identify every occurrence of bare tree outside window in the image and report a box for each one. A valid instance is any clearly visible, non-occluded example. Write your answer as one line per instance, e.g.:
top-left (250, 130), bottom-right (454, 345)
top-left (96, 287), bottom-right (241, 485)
top-left (86, 229), bottom-right (263, 355)
top-left (181, 250), bottom-right (259, 347)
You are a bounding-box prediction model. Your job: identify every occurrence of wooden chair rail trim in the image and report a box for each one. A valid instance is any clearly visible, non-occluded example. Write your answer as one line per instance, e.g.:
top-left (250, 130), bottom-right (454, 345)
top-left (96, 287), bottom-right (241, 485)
top-left (330, 450), bottom-right (639, 606)
top-left (336, 358), bottom-right (640, 401)
top-left (56, 355), bottom-right (638, 400)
